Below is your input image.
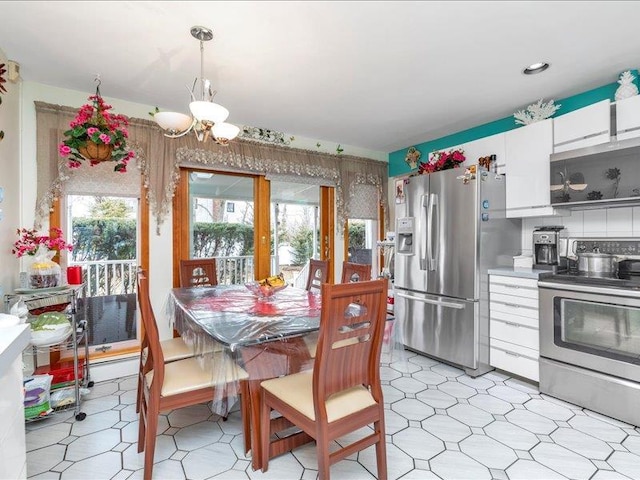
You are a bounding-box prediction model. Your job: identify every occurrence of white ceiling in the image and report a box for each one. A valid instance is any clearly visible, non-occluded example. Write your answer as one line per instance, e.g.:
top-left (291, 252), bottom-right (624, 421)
top-left (2, 1), bottom-right (640, 154)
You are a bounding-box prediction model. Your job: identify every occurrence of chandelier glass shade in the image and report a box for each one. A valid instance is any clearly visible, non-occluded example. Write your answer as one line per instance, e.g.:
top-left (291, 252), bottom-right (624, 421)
top-left (154, 26), bottom-right (239, 145)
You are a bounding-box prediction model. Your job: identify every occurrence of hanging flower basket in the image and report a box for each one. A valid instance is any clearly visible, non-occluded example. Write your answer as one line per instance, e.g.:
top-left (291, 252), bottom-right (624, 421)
top-left (58, 81), bottom-right (135, 173)
top-left (78, 140), bottom-right (114, 162)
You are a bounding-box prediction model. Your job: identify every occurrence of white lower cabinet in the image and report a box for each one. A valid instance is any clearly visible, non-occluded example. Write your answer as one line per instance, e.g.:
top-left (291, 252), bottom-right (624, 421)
top-left (489, 274), bottom-right (540, 382)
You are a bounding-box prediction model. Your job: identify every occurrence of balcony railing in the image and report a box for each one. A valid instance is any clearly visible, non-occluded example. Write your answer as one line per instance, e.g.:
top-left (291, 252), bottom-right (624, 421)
top-left (71, 255), bottom-right (281, 297)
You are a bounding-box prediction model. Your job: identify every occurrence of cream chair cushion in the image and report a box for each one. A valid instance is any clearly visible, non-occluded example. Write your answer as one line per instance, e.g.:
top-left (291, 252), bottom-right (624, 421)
top-left (143, 337), bottom-right (223, 363)
top-left (261, 370), bottom-right (377, 422)
top-left (160, 337), bottom-right (195, 362)
top-left (146, 352), bottom-right (248, 397)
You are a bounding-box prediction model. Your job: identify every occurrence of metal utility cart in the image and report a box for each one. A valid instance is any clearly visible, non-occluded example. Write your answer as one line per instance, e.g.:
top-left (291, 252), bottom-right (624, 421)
top-left (5, 283), bottom-right (93, 421)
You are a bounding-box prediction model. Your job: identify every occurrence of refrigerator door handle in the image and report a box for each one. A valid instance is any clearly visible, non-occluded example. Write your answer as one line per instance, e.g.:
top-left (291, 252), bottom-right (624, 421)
top-left (430, 193), bottom-right (439, 271)
top-left (421, 194), bottom-right (429, 270)
top-left (396, 292), bottom-right (465, 310)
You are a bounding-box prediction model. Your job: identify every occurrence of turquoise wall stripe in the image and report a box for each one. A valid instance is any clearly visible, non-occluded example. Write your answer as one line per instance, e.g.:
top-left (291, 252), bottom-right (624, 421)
top-left (388, 71), bottom-right (637, 178)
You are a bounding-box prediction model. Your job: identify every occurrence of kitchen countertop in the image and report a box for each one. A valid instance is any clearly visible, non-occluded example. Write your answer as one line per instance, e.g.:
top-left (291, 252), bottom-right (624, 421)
top-left (0, 324), bottom-right (30, 378)
top-left (488, 267), bottom-right (549, 279)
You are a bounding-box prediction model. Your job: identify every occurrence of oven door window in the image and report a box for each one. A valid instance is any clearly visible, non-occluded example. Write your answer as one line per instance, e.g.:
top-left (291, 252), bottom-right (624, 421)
top-left (554, 297), bottom-right (640, 364)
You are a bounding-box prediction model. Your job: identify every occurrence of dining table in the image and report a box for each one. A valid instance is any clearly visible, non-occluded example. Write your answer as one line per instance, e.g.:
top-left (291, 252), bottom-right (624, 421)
top-left (167, 282), bottom-right (404, 471)
top-left (167, 284), bottom-right (323, 470)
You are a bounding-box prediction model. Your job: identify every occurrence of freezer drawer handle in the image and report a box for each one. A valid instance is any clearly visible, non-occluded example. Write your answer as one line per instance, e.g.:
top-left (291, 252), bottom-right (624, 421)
top-left (396, 292), bottom-right (465, 309)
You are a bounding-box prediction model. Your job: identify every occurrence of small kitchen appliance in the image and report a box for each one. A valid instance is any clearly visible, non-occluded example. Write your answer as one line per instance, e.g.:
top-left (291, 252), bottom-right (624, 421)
top-left (533, 226), bottom-right (566, 271)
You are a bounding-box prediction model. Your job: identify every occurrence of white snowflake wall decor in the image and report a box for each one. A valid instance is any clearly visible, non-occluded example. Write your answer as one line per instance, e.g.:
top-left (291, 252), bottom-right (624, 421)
top-left (513, 99), bottom-right (561, 126)
top-left (615, 70), bottom-right (639, 101)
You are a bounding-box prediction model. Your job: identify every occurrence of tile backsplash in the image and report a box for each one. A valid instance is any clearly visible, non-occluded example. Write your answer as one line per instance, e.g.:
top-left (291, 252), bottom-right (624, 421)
top-left (521, 206), bottom-right (640, 255)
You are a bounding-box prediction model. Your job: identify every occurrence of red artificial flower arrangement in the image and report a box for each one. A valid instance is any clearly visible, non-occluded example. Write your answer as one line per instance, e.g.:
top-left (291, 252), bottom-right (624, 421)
top-left (12, 227), bottom-right (73, 258)
top-left (418, 148), bottom-right (466, 174)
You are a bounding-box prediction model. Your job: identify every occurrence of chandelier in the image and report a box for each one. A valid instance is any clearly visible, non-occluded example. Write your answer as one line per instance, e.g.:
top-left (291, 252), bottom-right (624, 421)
top-left (154, 26), bottom-right (239, 145)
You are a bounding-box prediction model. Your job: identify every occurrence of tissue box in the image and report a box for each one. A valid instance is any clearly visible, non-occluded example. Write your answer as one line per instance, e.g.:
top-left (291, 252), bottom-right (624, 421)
top-left (513, 255), bottom-right (533, 269)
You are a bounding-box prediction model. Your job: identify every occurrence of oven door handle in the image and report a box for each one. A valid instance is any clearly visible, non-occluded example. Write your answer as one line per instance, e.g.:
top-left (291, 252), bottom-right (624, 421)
top-left (538, 280), bottom-right (640, 298)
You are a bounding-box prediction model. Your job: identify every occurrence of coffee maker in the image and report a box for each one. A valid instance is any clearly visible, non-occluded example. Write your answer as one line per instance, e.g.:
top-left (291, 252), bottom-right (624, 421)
top-left (533, 226), bottom-right (567, 271)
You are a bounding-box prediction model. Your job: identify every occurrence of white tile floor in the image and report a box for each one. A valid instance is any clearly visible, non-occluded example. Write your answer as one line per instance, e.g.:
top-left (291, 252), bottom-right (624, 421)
top-left (25, 351), bottom-right (640, 479)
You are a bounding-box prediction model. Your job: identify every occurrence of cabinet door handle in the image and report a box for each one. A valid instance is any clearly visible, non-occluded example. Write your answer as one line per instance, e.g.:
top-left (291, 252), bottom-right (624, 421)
top-left (504, 285), bottom-right (520, 289)
top-left (504, 321), bottom-right (520, 327)
top-left (504, 350), bottom-right (521, 358)
top-left (504, 303), bottom-right (520, 308)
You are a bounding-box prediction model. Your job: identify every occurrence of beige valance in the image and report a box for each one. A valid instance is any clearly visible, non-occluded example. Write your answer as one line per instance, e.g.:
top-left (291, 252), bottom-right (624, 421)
top-left (35, 101), bottom-right (388, 232)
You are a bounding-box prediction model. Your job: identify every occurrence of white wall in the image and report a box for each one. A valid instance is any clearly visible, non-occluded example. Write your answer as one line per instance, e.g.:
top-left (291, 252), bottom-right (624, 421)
top-left (0, 50), bottom-right (21, 299)
top-left (520, 206), bottom-right (639, 255)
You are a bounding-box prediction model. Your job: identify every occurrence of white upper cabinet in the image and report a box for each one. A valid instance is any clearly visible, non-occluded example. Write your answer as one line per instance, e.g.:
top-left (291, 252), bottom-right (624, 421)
top-left (615, 94), bottom-right (640, 141)
top-left (553, 100), bottom-right (611, 153)
top-left (505, 119), bottom-right (557, 218)
top-left (461, 132), bottom-right (506, 173)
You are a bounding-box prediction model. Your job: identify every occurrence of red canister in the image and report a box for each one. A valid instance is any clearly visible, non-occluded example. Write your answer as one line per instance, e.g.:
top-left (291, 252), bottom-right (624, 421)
top-left (67, 266), bottom-right (83, 285)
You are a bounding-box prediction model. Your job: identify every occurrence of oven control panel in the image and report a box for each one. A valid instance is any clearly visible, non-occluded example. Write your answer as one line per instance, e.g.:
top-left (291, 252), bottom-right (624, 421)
top-left (573, 239), bottom-right (640, 256)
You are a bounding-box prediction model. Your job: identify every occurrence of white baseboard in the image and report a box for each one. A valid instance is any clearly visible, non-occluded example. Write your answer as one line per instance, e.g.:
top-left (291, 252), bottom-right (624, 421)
top-left (89, 357), bottom-right (138, 383)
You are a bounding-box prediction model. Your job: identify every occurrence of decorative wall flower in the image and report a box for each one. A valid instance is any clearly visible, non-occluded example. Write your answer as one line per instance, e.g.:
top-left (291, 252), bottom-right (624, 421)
top-left (405, 146), bottom-right (421, 169)
top-left (58, 85), bottom-right (134, 173)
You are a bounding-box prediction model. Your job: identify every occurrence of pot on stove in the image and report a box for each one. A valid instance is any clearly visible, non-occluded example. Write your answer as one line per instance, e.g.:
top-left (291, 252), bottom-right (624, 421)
top-left (576, 252), bottom-right (617, 276)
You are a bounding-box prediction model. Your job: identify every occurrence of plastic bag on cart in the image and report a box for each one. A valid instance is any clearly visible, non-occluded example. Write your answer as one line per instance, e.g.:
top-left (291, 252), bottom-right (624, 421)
top-left (50, 387), bottom-right (77, 409)
top-left (24, 374), bottom-right (53, 419)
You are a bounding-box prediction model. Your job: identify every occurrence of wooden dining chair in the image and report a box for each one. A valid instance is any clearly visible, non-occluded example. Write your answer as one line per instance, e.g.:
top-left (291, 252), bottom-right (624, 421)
top-left (135, 267), bottom-right (219, 414)
top-left (179, 258), bottom-right (218, 287)
top-left (305, 259), bottom-right (329, 293)
top-left (341, 261), bottom-right (372, 283)
top-left (259, 279), bottom-right (388, 480)
top-left (136, 271), bottom-right (250, 480)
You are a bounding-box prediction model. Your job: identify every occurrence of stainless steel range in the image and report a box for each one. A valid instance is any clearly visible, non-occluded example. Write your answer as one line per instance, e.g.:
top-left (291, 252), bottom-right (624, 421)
top-left (538, 238), bottom-right (640, 427)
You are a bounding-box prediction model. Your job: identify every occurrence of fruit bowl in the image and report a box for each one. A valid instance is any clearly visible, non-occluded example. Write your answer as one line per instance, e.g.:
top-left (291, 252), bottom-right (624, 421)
top-left (245, 281), bottom-right (287, 298)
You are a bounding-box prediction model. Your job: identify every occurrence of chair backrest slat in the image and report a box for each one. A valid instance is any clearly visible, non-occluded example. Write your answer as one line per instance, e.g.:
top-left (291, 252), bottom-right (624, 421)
top-left (313, 279), bottom-right (387, 408)
top-left (305, 259), bottom-right (329, 292)
top-left (341, 261), bottom-right (372, 283)
top-left (179, 258), bottom-right (218, 288)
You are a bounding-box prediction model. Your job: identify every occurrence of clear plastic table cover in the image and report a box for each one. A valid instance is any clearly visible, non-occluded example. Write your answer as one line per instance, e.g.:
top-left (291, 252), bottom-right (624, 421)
top-left (165, 284), bottom-right (406, 415)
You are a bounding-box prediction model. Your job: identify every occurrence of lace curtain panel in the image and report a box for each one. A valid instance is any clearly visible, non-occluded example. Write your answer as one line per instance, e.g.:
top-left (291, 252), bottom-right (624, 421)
top-left (34, 101), bottom-right (388, 231)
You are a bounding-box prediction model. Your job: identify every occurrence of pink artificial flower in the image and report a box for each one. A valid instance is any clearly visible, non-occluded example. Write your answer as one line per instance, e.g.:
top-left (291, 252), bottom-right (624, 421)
top-left (87, 127), bottom-right (99, 136)
top-left (59, 144), bottom-right (72, 156)
top-left (99, 133), bottom-right (111, 144)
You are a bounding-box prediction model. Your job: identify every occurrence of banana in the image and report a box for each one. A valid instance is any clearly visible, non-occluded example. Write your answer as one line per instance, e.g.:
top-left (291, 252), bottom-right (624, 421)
top-left (259, 273), bottom-right (285, 287)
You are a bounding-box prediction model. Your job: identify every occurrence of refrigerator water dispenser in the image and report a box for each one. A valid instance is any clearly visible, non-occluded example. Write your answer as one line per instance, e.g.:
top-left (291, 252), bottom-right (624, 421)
top-left (396, 217), bottom-right (414, 255)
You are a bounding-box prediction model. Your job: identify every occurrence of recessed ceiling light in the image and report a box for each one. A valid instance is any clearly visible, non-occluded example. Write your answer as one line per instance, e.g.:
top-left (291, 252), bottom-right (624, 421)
top-left (523, 62), bottom-right (550, 75)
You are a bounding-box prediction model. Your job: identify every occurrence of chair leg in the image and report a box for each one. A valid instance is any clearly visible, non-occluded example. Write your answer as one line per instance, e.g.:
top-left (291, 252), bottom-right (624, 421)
top-left (143, 402), bottom-right (160, 480)
top-left (259, 393), bottom-right (272, 473)
top-left (240, 380), bottom-right (251, 455)
top-left (316, 429), bottom-right (331, 480)
top-left (136, 369), bottom-right (143, 414)
top-left (137, 395), bottom-right (147, 453)
top-left (374, 418), bottom-right (388, 480)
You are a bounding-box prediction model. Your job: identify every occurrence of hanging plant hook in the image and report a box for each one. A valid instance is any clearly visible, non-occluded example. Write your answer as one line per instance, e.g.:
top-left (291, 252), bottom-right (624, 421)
top-left (94, 74), bottom-right (102, 96)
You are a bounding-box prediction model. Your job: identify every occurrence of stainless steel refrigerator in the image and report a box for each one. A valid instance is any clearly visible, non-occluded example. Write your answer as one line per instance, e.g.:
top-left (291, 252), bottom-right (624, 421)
top-left (394, 168), bottom-right (521, 376)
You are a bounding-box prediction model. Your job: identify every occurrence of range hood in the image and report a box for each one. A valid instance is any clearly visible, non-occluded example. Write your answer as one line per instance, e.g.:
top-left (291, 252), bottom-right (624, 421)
top-left (549, 135), bottom-right (640, 209)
